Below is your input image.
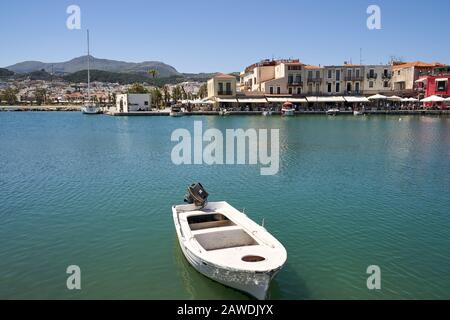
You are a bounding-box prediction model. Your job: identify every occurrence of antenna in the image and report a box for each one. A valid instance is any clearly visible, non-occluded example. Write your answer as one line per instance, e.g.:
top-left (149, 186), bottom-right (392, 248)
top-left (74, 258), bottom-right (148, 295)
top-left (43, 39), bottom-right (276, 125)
top-left (87, 29), bottom-right (90, 104)
top-left (359, 48), bottom-right (363, 65)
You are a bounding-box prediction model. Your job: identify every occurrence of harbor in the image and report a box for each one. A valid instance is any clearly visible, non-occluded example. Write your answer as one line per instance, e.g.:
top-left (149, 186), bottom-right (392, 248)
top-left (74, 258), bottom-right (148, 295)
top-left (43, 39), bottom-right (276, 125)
top-left (1, 112), bottom-right (450, 300)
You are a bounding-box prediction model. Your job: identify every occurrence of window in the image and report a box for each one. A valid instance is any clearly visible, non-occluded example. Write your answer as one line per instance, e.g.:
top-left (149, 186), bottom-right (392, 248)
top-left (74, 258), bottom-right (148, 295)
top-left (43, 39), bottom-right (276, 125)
top-left (297, 87), bottom-right (301, 94)
top-left (436, 80), bottom-right (447, 92)
top-left (316, 84), bottom-right (320, 94)
top-left (356, 69), bottom-right (360, 78)
top-left (328, 70), bottom-right (332, 78)
top-left (308, 71), bottom-right (313, 79)
top-left (277, 87), bottom-right (281, 94)
top-left (295, 74), bottom-right (301, 83)
top-left (369, 81), bottom-right (374, 88)
top-left (144, 101), bottom-right (149, 105)
top-left (336, 82), bottom-right (340, 92)
top-left (288, 87), bottom-right (293, 94)
top-left (316, 71), bottom-right (320, 79)
top-left (347, 69), bottom-right (352, 78)
top-left (327, 83), bottom-right (332, 93)
top-left (384, 69), bottom-right (388, 77)
top-left (355, 82), bottom-right (360, 93)
top-left (308, 84), bottom-right (313, 94)
top-left (269, 86), bottom-right (274, 94)
top-left (218, 82), bottom-right (223, 93)
top-left (384, 81), bottom-right (389, 88)
top-left (336, 70), bottom-right (341, 81)
top-left (226, 82), bottom-right (231, 94)
top-left (288, 75), bottom-right (293, 84)
top-left (398, 70), bottom-right (401, 75)
top-left (347, 83), bottom-right (352, 92)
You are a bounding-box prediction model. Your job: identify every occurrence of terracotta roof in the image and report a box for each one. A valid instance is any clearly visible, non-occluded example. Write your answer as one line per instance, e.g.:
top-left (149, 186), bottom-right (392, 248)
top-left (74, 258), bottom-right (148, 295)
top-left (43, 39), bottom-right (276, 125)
top-left (304, 65), bottom-right (322, 69)
top-left (393, 61), bottom-right (445, 70)
top-left (214, 73), bottom-right (236, 79)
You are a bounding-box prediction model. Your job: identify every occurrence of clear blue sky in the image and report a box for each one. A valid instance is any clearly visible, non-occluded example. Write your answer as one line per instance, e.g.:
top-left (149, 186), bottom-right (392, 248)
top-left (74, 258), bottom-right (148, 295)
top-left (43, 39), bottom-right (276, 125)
top-left (1, 0), bottom-right (449, 73)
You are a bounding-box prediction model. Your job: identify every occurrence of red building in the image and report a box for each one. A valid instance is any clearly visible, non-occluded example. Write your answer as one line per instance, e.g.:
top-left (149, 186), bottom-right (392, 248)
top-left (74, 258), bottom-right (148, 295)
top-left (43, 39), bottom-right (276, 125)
top-left (423, 75), bottom-right (450, 98)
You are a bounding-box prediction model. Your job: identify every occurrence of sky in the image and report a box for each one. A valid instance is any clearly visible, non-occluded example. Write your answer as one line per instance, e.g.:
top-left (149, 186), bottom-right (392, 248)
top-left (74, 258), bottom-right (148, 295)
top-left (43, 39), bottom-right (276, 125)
top-left (0, 0), bottom-right (449, 73)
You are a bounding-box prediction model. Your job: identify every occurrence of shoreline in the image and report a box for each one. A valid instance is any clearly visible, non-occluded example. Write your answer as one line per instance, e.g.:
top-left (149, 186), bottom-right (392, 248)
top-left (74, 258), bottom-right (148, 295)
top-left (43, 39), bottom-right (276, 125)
top-left (1, 106), bottom-right (449, 116)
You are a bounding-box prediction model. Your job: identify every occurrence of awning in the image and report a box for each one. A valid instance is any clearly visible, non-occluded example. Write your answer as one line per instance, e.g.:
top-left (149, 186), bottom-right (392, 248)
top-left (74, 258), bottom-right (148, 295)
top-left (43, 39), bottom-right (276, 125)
top-left (368, 94), bottom-right (387, 100)
top-left (387, 95), bottom-right (402, 101)
top-left (415, 78), bottom-right (428, 83)
top-left (306, 96), bottom-right (318, 103)
top-left (344, 96), bottom-right (370, 103)
top-left (435, 78), bottom-right (449, 82)
top-left (421, 95), bottom-right (445, 102)
top-left (288, 98), bottom-right (308, 103)
top-left (316, 96), bottom-right (345, 103)
top-left (267, 97), bottom-right (289, 103)
top-left (237, 98), bottom-right (268, 103)
top-left (216, 98), bottom-right (238, 103)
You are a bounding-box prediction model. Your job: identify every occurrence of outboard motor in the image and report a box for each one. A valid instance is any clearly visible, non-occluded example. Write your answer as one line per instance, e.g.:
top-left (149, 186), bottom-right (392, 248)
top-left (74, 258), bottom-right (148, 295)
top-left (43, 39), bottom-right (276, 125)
top-left (184, 183), bottom-right (209, 209)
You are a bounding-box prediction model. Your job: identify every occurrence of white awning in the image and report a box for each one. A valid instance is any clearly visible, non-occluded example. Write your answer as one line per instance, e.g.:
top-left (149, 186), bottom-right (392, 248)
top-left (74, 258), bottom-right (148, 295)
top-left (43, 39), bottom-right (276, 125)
top-left (237, 98), bottom-right (268, 103)
top-left (289, 98), bottom-right (308, 103)
top-left (216, 98), bottom-right (238, 103)
top-left (267, 97), bottom-right (289, 103)
top-left (387, 95), bottom-right (402, 101)
top-left (344, 96), bottom-right (370, 103)
top-left (368, 94), bottom-right (387, 100)
top-left (435, 78), bottom-right (448, 82)
top-left (421, 95), bottom-right (445, 102)
top-left (306, 96), bottom-right (318, 102)
top-left (316, 96), bottom-right (345, 103)
top-left (415, 78), bottom-right (428, 83)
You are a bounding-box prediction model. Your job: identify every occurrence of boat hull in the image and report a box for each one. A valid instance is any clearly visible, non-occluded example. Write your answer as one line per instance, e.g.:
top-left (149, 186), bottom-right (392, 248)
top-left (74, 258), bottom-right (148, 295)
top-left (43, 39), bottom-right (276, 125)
top-left (176, 235), bottom-right (277, 300)
top-left (281, 109), bottom-right (295, 116)
top-left (81, 106), bottom-right (101, 114)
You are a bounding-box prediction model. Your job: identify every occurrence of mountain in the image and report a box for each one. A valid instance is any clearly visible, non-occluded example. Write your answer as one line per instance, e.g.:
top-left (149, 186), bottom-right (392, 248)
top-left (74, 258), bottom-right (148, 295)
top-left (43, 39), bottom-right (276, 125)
top-left (0, 68), bottom-right (14, 77)
top-left (6, 56), bottom-right (181, 77)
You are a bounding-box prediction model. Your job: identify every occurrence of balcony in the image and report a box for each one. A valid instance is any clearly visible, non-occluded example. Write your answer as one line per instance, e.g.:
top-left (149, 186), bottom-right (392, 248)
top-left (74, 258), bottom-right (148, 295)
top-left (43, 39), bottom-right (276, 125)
top-left (287, 81), bottom-right (303, 87)
top-left (218, 91), bottom-right (233, 96)
top-left (367, 73), bottom-right (378, 79)
top-left (344, 90), bottom-right (362, 96)
top-left (307, 77), bottom-right (322, 83)
top-left (382, 73), bottom-right (392, 79)
top-left (344, 75), bottom-right (364, 81)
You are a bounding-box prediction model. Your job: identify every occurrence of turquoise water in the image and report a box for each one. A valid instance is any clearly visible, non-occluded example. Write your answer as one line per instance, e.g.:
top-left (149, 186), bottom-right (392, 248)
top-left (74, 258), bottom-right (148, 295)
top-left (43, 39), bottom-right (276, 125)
top-left (1, 112), bottom-right (450, 300)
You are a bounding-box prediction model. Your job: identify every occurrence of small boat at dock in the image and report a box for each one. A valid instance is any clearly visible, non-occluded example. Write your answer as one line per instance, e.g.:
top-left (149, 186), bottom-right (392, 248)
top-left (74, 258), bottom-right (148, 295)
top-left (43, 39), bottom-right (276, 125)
top-left (170, 105), bottom-right (184, 117)
top-left (219, 108), bottom-right (230, 116)
top-left (281, 102), bottom-right (295, 116)
top-left (262, 108), bottom-right (273, 116)
top-left (172, 183), bottom-right (287, 300)
top-left (81, 30), bottom-right (101, 115)
top-left (353, 110), bottom-right (364, 116)
top-left (326, 108), bottom-right (340, 116)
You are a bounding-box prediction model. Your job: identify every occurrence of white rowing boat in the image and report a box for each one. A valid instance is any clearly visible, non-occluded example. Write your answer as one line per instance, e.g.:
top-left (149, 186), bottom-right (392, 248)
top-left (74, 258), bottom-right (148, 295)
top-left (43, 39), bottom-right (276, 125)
top-left (172, 184), bottom-right (287, 300)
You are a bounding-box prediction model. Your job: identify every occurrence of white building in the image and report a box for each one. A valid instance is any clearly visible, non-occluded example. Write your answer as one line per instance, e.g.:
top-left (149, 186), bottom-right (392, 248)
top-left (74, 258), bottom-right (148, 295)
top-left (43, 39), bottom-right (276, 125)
top-left (116, 94), bottom-right (151, 113)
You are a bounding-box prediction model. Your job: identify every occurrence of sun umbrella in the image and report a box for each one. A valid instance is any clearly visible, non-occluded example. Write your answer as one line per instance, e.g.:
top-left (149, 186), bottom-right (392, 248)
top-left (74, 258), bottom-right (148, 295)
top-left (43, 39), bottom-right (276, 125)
top-left (445, 97), bottom-right (450, 102)
top-left (408, 98), bottom-right (419, 102)
top-left (387, 95), bottom-right (402, 101)
top-left (421, 95), bottom-right (445, 103)
top-left (368, 94), bottom-right (387, 100)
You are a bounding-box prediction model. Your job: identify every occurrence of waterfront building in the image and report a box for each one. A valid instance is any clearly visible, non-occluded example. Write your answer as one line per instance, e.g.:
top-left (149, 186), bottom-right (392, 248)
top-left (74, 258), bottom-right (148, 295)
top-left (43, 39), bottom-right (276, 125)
top-left (391, 61), bottom-right (444, 97)
top-left (239, 59), bottom-right (305, 95)
top-left (416, 75), bottom-right (450, 99)
top-left (324, 63), bottom-right (366, 96)
top-left (303, 65), bottom-right (324, 95)
top-left (115, 93), bottom-right (151, 113)
top-left (363, 65), bottom-right (393, 96)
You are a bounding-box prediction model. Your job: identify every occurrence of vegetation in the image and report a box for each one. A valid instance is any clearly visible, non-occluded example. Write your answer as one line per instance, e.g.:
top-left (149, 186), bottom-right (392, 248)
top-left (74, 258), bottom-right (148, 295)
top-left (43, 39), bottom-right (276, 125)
top-left (1, 88), bottom-right (19, 105)
top-left (127, 83), bottom-right (148, 94)
top-left (197, 84), bottom-right (208, 99)
top-left (162, 85), bottom-right (171, 106)
top-left (34, 88), bottom-right (48, 105)
top-left (148, 69), bottom-right (159, 79)
top-left (151, 88), bottom-right (163, 108)
top-left (0, 68), bottom-right (14, 77)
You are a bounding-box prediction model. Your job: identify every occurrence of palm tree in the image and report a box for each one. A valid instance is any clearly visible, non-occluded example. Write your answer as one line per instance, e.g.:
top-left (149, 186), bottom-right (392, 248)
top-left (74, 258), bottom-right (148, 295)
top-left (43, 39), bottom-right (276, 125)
top-left (162, 85), bottom-right (171, 106)
top-left (198, 84), bottom-right (207, 99)
top-left (148, 69), bottom-right (159, 79)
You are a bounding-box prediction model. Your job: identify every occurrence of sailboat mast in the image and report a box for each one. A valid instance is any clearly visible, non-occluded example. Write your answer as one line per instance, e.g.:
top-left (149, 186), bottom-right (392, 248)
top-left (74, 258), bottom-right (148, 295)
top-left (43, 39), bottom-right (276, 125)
top-left (87, 29), bottom-right (90, 103)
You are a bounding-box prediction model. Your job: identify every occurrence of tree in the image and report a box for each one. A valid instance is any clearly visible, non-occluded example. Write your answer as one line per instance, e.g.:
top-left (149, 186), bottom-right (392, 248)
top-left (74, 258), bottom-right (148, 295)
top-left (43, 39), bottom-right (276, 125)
top-left (198, 83), bottom-right (207, 99)
top-left (172, 86), bottom-right (182, 102)
top-left (181, 86), bottom-right (187, 100)
top-left (1, 88), bottom-right (19, 105)
top-left (151, 88), bottom-right (163, 108)
top-left (34, 88), bottom-right (48, 105)
top-left (128, 83), bottom-right (148, 94)
top-left (162, 85), bottom-right (171, 105)
top-left (147, 69), bottom-right (159, 79)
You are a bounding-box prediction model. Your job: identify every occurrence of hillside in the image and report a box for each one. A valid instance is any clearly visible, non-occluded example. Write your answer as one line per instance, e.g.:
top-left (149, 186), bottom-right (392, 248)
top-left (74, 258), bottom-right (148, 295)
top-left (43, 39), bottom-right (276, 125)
top-left (6, 56), bottom-right (181, 77)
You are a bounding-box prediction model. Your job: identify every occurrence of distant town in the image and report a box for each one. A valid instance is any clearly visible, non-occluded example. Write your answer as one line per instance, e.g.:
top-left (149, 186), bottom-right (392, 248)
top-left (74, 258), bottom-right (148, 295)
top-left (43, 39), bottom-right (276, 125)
top-left (1, 56), bottom-right (449, 113)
